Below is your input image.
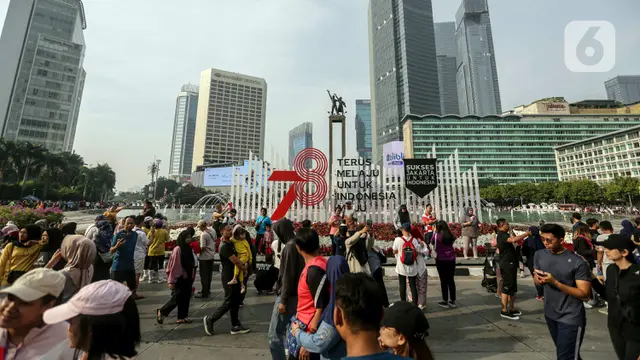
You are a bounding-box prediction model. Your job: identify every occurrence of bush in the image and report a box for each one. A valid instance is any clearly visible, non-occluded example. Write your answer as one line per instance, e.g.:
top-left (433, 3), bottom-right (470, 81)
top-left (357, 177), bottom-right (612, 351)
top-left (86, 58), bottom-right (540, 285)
top-left (0, 206), bottom-right (64, 229)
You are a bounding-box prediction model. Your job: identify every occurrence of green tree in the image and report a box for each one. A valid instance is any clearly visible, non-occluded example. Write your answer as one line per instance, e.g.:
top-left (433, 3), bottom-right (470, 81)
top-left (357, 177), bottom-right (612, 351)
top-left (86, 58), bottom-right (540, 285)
top-left (604, 177), bottom-right (640, 205)
top-left (174, 184), bottom-right (209, 205)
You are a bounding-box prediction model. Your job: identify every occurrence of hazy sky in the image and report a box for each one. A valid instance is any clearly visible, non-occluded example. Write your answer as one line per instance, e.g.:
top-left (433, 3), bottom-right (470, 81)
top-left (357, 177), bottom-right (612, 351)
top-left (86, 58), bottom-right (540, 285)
top-left (1, 0), bottom-right (639, 191)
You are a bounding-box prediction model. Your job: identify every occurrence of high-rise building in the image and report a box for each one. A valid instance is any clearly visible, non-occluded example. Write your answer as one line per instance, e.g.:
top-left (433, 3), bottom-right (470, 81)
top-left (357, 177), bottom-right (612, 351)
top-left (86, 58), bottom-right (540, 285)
top-left (455, 0), bottom-right (502, 116)
top-left (0, 0), bottom-right (88, 152)
top-left (192, 68), bottom-right (267, 171)
top-left (169, 84), bottom-right (199, 182)
top-left (434, 22), bottom-right (459, 115)
top-left (605, 76), bottom-right (640, 105)
top-left (403, 112), bottom-right (640, 184)
top-left (288, 122), bottom-right (313, 168)
top-left (355, 99), bottom-right (372, 160)
top-left (368, 0), bottom-right (440, 162)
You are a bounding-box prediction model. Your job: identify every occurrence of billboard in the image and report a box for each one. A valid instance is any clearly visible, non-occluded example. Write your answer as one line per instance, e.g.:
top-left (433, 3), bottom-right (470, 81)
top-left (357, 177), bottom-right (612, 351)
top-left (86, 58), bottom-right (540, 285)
top-left (383, 141), bottom-right (404, 168)
top-left (203, 167), bottom-right (237, 187)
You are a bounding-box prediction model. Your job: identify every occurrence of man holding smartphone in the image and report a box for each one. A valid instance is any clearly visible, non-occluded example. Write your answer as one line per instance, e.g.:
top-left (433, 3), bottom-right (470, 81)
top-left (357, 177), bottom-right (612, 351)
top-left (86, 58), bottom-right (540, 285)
top-left (110, 216), bottom-right (138, 290)
top-left (535, 223), bottom-right (592, 360)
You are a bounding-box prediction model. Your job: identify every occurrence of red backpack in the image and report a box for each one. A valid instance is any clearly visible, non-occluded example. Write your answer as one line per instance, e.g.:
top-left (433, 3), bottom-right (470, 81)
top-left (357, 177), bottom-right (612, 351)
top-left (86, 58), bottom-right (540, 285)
top-left (400, 236), bottom-right (417, 266)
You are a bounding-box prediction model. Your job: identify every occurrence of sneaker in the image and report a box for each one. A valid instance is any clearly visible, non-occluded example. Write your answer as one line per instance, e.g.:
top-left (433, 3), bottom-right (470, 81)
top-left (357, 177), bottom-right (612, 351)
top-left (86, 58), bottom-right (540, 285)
top-left (203, 316), bottom-right (214, 336)
top-left (437, 301), bottom-right (449, 308)
top-left (230, 325), bottom-right (251, 335)
top-left (510, 309), bottom-right (522, 316)
top-left (448, 301), bottom-right (457, 308)
top-left (495, 293), bottom-right (502, 299)
top-left (599, 307), bottom-right (608, 315)
top-left (535, 296), bottom-right (544, 302)
top-left (501, 311), bottom-right (520, 320)
top-left (583, 302), bottom-right (593, 309)
top-left (418, 304), bottom-right (425, 310)
top-left (239, 303), bottom-right (244, 308)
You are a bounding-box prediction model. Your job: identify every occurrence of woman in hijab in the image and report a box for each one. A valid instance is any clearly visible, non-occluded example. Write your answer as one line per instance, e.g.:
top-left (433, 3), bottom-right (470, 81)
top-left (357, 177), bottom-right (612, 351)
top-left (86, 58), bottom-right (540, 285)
top-left (0, 224), bottom-right (46, 285)
top-left (40, 227), bottom-right (65, 270)
top-left (621, 219), bottom-right (635, 239)
top-left (46, 235), bottom-right (97, 302)
top-left (394, 204), bottom-right (411, 232)
top-left (157, 228), bottom-right (196, 324)
top-left (522, 226), bottom-right (545, 300)
top-left (60, 222), bottom-right (78, 236)
top-left (291, 256), bottom-right (350, 360)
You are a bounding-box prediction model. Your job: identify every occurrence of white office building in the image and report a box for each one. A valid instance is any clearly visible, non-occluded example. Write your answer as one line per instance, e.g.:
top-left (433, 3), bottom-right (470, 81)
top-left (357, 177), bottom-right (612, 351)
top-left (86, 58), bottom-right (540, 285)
top-left (555, 125), bottom-right (640, 184)
top-left (192, 68), bottom-right (267, 171)
top-left (0, 0), bottom-right (87, 152)
top-left (169, 84), bottom-right (199, 182)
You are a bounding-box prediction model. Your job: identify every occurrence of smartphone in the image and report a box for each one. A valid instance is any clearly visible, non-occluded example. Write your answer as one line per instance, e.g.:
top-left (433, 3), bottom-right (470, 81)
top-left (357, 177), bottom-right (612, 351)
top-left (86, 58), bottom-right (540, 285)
top-left (534, 269), bottom-right (545, 276)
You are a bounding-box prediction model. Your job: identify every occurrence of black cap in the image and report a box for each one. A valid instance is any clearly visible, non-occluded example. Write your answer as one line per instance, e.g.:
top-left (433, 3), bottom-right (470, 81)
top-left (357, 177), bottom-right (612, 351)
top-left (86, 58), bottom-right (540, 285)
top-left (382, 301), bottom-right (429, 340)
top-left (602, 234), bottom-right (636, 253)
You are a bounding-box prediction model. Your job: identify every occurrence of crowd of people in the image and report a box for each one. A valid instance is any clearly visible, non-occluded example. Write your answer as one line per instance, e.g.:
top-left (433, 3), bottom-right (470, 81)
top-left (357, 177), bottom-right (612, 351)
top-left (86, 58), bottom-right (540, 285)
top-left (3, 195), bottom-right (640, 359)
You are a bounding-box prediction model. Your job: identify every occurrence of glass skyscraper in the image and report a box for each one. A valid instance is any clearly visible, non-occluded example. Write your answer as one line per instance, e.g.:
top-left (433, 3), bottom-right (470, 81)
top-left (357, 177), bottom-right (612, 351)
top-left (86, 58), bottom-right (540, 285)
top-left (169, 84), bottom-right (199, 182)
top-left (605, 76), bottom-right (640, 105)
top-left (455, 0), bottom-right (502, 116)
top-left (0, 0), bottom-right (87, 152)
top-left (434, 22), bottom-right (459, 115)
top-left (403, 113), bottom-right (640, 184)
top-left (368, 0), bottom-right (440, 162)
top-left (355, 99), bottom-right (372, 160)
top-left (289, 122), bottom-right (313, 168)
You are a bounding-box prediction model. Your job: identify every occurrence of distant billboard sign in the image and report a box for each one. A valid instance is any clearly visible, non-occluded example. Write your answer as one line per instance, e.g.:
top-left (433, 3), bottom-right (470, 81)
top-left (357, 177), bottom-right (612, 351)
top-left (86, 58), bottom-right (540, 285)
top-left (383, 141), bottom-right (404, 168)
top-left (203, 167), bottom-right (235, 187)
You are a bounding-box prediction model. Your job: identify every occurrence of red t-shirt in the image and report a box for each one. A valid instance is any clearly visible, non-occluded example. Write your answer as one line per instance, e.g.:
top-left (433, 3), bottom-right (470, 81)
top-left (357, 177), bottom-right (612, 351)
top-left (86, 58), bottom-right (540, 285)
top-left (296, 256), bottom-right (329, 326)
top-left (422, 213), bottom-right (436, 233)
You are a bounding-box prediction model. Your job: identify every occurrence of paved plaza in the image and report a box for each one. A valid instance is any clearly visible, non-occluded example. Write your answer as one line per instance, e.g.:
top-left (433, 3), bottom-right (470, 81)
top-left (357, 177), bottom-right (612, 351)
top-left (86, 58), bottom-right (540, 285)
top-left (132, 271), bottom-right (616, 360)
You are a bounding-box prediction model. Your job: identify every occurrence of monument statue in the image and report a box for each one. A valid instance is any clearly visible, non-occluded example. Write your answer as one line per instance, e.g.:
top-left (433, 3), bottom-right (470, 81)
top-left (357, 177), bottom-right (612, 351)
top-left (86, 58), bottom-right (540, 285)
top-left (327, 90), bottom-right (347, 116)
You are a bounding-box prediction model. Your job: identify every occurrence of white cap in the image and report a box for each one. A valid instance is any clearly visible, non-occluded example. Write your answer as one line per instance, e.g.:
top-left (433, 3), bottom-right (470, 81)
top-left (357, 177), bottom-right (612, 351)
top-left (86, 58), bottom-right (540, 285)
top-left (43, 280), bottom-right (132, 324)
top-left (0, 268), bottom-right (65, 302)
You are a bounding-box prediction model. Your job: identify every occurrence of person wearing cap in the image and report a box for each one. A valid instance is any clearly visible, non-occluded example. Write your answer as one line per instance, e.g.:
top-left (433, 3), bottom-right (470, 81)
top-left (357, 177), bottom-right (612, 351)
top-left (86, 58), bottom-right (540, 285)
top-left (110, 216), bottom-right (138, 291)
top-left (333, 273), bottom-right (408, 360)
top-left (379, 302), bottom-right (433, 360)
top-left (393, 223), bottom-right (420, 305)
top-left (534, 223), bottom-right (592, 360)
top-left (41, 280), bottom-right (141, 360)
top-left (147, 219), bottom-right (169, 283)
top-left (0, 268), bottom-right (67, 360)
top-left (591, 234), bottom-right (640, 360)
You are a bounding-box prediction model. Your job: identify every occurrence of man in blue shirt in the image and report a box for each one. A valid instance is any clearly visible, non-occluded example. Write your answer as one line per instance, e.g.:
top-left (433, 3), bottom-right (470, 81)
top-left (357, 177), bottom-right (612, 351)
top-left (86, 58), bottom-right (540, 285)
top-left (334, 273), bottom-right (410, 360)
top-left (110, 216), bottom-right (138, 290)
top-left (255, 207), bottom-right (272, 254)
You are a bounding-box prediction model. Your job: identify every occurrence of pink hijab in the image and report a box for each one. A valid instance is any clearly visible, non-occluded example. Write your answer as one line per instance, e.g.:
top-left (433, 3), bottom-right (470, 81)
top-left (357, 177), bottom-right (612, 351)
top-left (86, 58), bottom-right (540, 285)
top-left (61, 235), bottom-right (97, 289)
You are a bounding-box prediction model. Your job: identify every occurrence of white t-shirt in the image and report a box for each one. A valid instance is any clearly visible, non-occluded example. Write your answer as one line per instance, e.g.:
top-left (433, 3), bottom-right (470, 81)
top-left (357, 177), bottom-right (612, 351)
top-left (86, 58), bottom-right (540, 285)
top-left (597, 233), bottom-right (614, 279)
top-left (393, 236), bottom-right (420, 277)
top-left (271, 239), bottom-right (281, 269)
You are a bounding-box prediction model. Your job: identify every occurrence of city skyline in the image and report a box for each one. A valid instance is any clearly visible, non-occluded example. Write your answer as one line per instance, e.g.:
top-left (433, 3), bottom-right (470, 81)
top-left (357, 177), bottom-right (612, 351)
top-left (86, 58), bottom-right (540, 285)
top-left (1, 0), bottom-right (638, 190)
top-left (434, 21), bottom-right (459, 115)
top-left (368, 0), bottom-right (441, 163)
top-left (0, 0), bottom-right (87, 152)
top-left (605, 75), bottom-right (640, 105)
top-left (168, 84), bottom-right (198, 182)
top-left (355, 99), bottom-right (372, 160)
top-left (288, 122), bottom-right (313, 168)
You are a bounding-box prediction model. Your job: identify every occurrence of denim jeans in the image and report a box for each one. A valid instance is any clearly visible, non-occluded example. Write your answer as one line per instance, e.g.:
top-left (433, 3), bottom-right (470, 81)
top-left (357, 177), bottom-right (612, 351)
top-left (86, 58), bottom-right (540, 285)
top-left (268, 295), bottom-right (298, 360)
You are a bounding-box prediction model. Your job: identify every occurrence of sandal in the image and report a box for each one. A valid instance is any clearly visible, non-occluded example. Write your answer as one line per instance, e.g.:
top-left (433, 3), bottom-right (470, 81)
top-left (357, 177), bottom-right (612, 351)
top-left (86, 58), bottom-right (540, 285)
top-left (156, 309), bottom-right (165, 325)
top-left (176, 318), bottom-right (192, 324)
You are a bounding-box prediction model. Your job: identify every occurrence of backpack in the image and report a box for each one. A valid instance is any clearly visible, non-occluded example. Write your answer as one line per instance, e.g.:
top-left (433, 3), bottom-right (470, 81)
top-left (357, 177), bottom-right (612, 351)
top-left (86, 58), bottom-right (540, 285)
top-left (349, 236), bottom-right (368, 267)
top-left (400, 236), bottom-right (417, 266)
top-left (95, 222), bottom-right (114, 254)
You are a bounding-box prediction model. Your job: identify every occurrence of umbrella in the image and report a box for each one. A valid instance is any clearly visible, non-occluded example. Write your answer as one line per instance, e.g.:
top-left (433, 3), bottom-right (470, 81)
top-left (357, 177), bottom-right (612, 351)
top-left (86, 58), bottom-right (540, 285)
top-left (22, 195), bottom-right (40, 202)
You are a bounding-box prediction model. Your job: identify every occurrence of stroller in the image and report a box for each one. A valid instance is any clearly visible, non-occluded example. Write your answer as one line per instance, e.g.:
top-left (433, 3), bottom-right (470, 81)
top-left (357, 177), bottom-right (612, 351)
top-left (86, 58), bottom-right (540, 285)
top-left (481, 247), bottom-right (498, 293)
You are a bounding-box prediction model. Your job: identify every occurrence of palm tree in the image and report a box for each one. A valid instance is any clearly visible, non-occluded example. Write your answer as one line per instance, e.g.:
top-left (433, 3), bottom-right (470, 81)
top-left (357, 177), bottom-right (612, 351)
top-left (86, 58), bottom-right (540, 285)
top-left (93, 163), bottom-right (116, 202)
top-left (16, 142), bottom-right (46, 196)
top-left (40, 151), bottom-right (67, 199)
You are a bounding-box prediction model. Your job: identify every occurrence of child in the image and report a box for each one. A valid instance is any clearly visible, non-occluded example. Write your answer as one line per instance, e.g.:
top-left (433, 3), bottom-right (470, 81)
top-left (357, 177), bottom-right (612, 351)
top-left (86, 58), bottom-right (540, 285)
top-left (228, 225), bottom-right (252, 294)
top-left (378, 301), bottom-right (434, 360)
top-left (263, 224), bottom-right (274, 256)
top-left (254, 253), bottom-right (278, 294)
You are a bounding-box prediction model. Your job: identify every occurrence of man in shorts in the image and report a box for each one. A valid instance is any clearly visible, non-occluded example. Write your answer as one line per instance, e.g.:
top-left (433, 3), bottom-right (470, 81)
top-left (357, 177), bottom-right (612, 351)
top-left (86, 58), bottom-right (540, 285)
top-left (496, 218), bottom-right (529, 320)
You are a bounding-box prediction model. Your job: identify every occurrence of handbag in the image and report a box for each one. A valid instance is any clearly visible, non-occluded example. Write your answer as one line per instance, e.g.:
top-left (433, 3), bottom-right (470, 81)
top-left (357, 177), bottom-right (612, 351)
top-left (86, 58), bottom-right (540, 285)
top-left (99, 250), bottom-right (114, 263)
top-left (285, 316), bottom-right (308, 358)
top-left (255, 218), bottom-right (265, 232)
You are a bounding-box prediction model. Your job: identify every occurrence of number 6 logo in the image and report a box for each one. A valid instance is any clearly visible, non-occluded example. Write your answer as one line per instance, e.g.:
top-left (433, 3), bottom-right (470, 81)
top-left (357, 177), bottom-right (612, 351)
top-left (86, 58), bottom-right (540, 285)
top-left (564, 21), bottom-right (615, 73)
top-left (268, 148), bottom-right (328, 221)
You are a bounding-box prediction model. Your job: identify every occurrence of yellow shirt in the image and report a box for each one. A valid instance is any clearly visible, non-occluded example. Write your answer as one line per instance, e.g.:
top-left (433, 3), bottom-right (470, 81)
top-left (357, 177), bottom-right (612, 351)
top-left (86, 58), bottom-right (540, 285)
top-left (231, 238), bottom-right (252, 264)
top-left (104, 211), bottom-right (118, 224)
top-left (0, 243), bottom-right (43, 285)
top-left (148, 229), bottom-right (169, 256)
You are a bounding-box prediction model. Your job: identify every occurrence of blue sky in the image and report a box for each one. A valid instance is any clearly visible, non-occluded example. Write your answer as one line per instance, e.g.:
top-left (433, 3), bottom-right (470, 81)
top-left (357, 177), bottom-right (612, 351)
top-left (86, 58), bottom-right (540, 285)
top-left (1, 0), bottom-right (638, 191)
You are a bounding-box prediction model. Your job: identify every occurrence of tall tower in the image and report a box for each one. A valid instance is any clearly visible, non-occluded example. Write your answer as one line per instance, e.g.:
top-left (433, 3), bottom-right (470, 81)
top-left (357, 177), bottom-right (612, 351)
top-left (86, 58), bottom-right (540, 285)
top-left (0, 0), bottom-right (88, 152)
top-left (455, 0), bottom-right (502, 116)
top-left (355, 99), bottom-right (372, 159)
top-left (368, 0), bottom-right (440, 163)
top-left (288, 122), bottom-right (313, 168)
top-left (605, 76), bottom-right (640, 105)
top-left (169, 84), bottom-right (199, 182)
top-left (192, 68), bottom-right (267, 171)
top-left (434, 22), bottom-right (459, 115)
